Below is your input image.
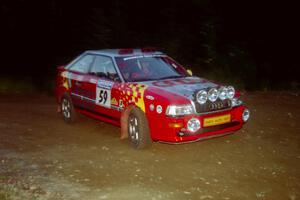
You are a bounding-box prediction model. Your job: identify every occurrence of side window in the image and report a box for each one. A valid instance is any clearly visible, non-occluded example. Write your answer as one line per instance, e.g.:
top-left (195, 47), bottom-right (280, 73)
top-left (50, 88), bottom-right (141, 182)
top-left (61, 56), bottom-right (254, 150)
top-left (69, 55), bottom-right (94, 73)
top-left (90, 55), bottom-right (119, 81)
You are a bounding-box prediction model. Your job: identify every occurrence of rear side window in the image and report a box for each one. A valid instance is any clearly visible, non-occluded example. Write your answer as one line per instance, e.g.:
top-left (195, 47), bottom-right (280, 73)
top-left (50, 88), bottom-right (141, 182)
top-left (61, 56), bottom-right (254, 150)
top-left (69, 55), bottom-right (94, 73)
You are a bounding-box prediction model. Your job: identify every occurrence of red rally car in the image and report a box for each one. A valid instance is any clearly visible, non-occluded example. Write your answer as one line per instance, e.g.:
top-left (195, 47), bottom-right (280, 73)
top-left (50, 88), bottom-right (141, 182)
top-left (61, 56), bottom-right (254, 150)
top-left (55, 48), bottom-right (250, 149)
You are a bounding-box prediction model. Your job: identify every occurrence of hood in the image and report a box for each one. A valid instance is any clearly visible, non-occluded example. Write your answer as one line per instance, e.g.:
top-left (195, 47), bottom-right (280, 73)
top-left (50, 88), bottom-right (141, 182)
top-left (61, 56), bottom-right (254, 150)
top-left (141, 77), bottom-right (218, 100)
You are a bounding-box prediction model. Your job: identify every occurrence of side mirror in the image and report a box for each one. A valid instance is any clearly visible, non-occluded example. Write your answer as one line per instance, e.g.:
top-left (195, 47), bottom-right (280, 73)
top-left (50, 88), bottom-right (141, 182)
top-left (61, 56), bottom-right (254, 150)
top-left (187, 69), bottom-right (193, 76)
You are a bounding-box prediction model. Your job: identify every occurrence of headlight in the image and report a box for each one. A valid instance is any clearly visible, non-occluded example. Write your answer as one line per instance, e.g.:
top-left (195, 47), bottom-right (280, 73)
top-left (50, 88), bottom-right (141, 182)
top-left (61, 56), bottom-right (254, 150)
top-left (208, 88), bottom-right (218, 102)
top-left (166, 105), bottom-right (194, 116)
top-left (196, 90), bottom-right (207, 104)
top-left (226, 86), bottom-right (235, 99)
top-left (187, 118), bottom-right (201, 132)
top-left (219, 87), bottom-right (227, 100)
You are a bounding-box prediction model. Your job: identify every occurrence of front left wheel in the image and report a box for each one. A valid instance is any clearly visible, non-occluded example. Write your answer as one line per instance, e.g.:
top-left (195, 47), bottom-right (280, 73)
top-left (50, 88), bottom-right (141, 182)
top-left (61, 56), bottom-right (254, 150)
top-left (128, 108), bottom-right (152, 149)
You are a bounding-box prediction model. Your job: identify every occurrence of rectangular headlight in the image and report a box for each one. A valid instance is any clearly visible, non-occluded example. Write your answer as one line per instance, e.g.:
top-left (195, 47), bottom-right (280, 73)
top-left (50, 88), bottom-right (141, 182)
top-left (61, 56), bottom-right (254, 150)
top-left (166, 105), bottom-right (194, 116)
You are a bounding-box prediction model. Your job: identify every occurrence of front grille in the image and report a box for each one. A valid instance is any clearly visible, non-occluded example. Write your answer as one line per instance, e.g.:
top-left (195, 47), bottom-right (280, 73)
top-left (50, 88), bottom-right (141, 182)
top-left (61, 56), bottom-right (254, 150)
top-left (194, 99), bottom-right (232, 113)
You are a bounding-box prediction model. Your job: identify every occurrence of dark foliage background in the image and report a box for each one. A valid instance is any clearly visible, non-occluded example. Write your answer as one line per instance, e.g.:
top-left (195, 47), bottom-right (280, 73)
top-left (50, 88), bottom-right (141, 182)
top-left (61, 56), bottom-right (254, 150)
top-left (1, 0), bottom-right (299, 91)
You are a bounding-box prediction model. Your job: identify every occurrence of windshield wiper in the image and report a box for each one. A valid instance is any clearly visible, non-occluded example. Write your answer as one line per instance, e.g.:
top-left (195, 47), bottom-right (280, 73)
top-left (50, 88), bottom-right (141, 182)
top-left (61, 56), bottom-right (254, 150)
top-left (131, 78), bottom-right (159, 82)
top-left (160, 75), bottom-right (184, 80)
top-left (130, 75), bottom-right (185, 82)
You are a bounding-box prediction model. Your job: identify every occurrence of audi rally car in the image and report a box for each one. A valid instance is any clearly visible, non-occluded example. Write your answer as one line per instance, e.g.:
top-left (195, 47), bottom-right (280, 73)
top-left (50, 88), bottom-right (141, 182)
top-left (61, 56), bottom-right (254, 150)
top-left (55, 48), bottom-right (250, 149)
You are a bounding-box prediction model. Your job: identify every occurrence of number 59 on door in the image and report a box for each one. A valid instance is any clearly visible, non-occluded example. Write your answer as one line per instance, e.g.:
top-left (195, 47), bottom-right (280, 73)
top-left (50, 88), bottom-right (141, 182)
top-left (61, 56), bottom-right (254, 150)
top-left (96, 88), bottom-right (111, 108)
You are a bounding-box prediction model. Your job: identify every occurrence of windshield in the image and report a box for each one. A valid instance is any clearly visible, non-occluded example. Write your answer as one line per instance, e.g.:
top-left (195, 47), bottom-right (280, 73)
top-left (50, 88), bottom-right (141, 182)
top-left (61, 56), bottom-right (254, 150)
top-left (115, 55), bottom-right (188, 82)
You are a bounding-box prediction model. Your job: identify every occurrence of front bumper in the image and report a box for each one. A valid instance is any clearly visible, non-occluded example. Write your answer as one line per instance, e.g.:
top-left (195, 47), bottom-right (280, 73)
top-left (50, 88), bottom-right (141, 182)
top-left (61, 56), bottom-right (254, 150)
top-left (148, 105), bottom-right (248, 143)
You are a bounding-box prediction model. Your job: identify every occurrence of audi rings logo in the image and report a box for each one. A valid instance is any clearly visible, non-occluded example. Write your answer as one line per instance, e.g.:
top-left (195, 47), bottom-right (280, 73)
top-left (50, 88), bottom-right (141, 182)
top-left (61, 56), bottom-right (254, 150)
top-left (209, 102), bottom-right (225, 110)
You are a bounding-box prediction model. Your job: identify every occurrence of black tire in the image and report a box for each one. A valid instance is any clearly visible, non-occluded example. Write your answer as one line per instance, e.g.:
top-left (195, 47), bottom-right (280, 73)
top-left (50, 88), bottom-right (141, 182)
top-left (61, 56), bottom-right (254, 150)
top-left (61, 94), bottom-right (77, 123)
top-left (128, 108), bottom-right (152, 149)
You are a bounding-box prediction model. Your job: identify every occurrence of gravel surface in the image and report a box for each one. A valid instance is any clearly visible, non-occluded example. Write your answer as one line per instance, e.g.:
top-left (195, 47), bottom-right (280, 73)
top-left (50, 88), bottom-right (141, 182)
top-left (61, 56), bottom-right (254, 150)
top-left (0, 92), bottom-right (299, 200)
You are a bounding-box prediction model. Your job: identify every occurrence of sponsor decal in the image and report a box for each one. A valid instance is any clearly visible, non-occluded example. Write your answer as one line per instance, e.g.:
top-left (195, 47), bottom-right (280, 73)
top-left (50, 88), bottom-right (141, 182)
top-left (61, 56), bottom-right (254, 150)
top-left (149, 104), bottom-right (154, 111)
top-left (89, 78), bottom-right (97, 84)
top-left (146, 95), bottom-right (155, 100)
top-left (156, 105), bottom-right (163, 114)
top-left (97, 79), bottom-right (114, 89)
top-left (111, 98), bottom-right (118, 106)
top-left (203, 114), bottom-right (231, 127)
top-left (123, 54), bottom-right (166, 61)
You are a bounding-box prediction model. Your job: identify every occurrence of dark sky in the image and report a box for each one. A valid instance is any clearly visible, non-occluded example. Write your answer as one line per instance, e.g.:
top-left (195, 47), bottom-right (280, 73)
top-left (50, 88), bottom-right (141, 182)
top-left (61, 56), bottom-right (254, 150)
top-left (1, 0), bottom-right (299, 89)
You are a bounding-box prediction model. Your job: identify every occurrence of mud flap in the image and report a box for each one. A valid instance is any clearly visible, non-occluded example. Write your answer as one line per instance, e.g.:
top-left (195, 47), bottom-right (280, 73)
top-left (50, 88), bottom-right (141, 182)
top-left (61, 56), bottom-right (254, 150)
top-left (120, 105), bottom-right (134, 139)
top-left (57, 105), bottom-right (61, 113)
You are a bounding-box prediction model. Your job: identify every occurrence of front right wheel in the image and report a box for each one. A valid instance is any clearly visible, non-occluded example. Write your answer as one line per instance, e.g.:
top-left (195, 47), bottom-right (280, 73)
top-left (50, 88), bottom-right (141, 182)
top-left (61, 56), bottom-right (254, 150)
top-left (128, 108), bottom-right (152, 149)
top-left (61, 95), bottom-right (77, 123)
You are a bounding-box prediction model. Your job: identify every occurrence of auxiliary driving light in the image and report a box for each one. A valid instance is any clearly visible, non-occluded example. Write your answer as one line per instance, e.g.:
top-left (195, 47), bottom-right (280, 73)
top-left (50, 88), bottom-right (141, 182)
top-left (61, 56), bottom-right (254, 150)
top-left (227, 86), bottom-right (235, 99)
top-left (208, 88), bottom-right (218, 102)
top-left (196, 90), bottom-right (208, 104)
top-left (187, 118), bottom-right (201, 133)
top-left (219, 87), bottom-right (227, 100)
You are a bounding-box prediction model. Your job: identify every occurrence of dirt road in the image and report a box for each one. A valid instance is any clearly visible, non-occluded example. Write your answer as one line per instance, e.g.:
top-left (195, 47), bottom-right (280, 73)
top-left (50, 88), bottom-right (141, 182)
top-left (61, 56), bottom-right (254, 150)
top-left (0, 92), bottom-right (299, 200)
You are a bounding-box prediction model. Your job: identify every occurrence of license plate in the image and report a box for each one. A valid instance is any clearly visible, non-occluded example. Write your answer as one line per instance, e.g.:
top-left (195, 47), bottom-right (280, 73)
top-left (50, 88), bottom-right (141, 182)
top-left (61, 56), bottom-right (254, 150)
top-left (203, 114), bottom-right (231, 127)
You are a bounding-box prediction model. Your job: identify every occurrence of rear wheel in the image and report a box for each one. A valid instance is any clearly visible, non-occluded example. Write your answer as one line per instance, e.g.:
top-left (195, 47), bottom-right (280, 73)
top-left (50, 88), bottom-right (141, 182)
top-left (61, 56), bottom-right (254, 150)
top-left (128, 108), bottom-right (152, 149)
top-left (61, 95), bottom-right (77, 123)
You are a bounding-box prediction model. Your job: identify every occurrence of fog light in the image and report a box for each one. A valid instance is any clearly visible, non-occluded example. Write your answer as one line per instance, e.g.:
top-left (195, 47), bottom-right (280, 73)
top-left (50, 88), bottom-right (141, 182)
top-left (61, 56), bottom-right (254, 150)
top-left (187, 118), bottom-right (201, 132)
top-left (242, 109), bottom-right (250, 122)
top-left (178, 132), bottom-right (185, 136)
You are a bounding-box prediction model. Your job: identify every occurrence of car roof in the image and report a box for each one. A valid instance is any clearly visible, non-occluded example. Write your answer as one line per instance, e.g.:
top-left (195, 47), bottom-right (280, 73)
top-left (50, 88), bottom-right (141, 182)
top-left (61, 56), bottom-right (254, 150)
top-left (85, 49), bottom-right (164, 57)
